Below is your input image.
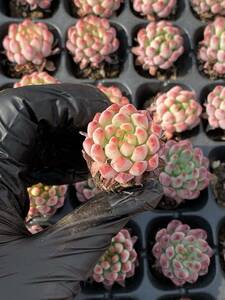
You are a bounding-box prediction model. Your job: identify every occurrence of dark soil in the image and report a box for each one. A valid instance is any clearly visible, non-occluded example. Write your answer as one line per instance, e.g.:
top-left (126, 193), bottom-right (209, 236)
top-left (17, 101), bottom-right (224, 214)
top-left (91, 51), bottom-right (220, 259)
top-left (9, 0), bottom-right (52, 18)
top-left (211, 161), bottom-right (225, 206)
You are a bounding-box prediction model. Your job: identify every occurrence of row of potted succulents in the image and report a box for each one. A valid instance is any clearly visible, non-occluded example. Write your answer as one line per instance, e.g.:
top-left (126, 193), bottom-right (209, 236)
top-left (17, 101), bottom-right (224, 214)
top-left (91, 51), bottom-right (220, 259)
top-left (2, 15), bottom-right (225, 79)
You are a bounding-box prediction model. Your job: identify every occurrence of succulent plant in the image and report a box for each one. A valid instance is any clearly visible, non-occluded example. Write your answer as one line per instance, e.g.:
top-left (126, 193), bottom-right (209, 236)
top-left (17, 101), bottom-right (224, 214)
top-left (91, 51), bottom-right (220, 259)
top-left (75, 178), bottom-right (101, 202)
top-left (152, 219), bottom-right (213, 286)
top-left (191, 0), bottom-right (225, 20)
top-left (159, 139), bottom-right (211, 203)
top-left (27, 183), bottom-right (67, 220)
top-left (26, 224), bottom-right (44, 234)
top-left (97, 84), bottom-right (129, 106)
top-left (132, 0), bottom-right (177, 20)
top-left (132, 21), bottom-right (184, 76)
top-left (14, 71), bottom-right (60, 88)
top-left (82, 103), bottom-right (164, 191)
top-left (66, 16), bottom-right (119, 71)
top-left (73, 0), bottom-right (123, 18)
top-left (92, 228), bottom-right (138, 287)
top-left (198, 17), bottom-right (225, 78)
top-left (149, 86), bottom-right (202, 139)
top-left (204, 85), bottom-right (225, 130)
top-left (16, 0), bottom-right (53, 10)
top-left (3, 19), bottom-right (58, 75)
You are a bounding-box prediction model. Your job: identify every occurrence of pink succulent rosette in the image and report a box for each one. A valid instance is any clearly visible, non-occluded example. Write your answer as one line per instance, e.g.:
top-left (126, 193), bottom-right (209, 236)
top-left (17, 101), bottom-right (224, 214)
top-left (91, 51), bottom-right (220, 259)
top-left (73, 0), bottom-right (123, 18)
top-left (27, 183), bottom-right (67, 220)
top-left (75, 178), bottom-right (101, 202)
top-left (152, 220), bottom-right (213, 286)
top-left (198, 17), bottom-right (225, 78)
top-left (16, 0), bottom-right (53, 10)
top-left (159, 139), bottom-right (212, 204)
top-left (92, 229), bottom-right (138, 287)
top-left (132, 20), bottom-right (184, 76)
top-left (66, 15), bottom-right (119, 70)
top-left (14, 71), bottom-right (60, 88)
top-left (149, 86), bottom-right (202, 139)
top-left (132, 0), bottom-right (177, 19)
top-left (191, 0), bottom-right (225, 19)
top-left (205, 85), bottom-right (225, 130)
top-left (97, 84), bottom-right (129, 106)
top-left (82, 103), bottom-right (164, 191)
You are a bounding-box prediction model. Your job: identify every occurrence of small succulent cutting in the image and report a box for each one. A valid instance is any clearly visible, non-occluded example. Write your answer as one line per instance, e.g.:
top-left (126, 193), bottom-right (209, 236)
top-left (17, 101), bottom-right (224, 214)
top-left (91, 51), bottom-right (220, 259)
top-left (2, 19), bottom-right (59, 78)
top-left (190, 0), bottom-right (225, 20)
top-left (198, 17), bottom-right (225, 79)
top-left (73, 0), bottom-right (123, 18)
top-left (159, 140), bottom-right (211, 204)
top-left (204, 85), bottom-right (225, 131)
top-left (14, 71), bottom-right (60, 88)
top-left (27, 183), bottom-right (67, 221)
top-left (66, 16), bottom-right (120, 79)
top-left (82, 103), bottom-right (164, 191)
top-left (132, 0), bottom-right (177, 20)
top-left (132, 21), bottom-right (184, 77)
top-left (75, 178), bottom-right (101, 202)
top-left (152, 219), bottom-right (213, 286)
top-left (149, 86), bottom-right (202, 139)
top-left (92, 228), bottom-right (138, 287)
top-left (10, 0), bottom-right (53, 18)
top-left (97, 84), bottom-right (129, 106)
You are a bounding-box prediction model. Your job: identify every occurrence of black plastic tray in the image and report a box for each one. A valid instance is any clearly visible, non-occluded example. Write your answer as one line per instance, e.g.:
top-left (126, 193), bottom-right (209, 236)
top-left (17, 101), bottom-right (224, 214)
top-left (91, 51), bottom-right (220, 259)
top-left (0, 1), bottom-right (225, 299)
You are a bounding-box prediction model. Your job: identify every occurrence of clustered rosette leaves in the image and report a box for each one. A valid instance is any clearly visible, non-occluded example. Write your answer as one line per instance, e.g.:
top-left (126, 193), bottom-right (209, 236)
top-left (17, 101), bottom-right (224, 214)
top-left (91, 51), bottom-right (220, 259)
top-left (16, 0), bottom-right (53, 10)
top-left (159, 140), bottom-right (211, 203)
top-left (191, 0), bottom-right (225, 20)
top-left (66, 16), bottom-right (119, 70)
top-left (152, 220), bottom-right (213, 286)
top-left (204, 85), bottom-right (225, 130)
top-left (14, 71), bottom-right (60, 88)
top-left (83, 103), bottom-right (163, 191)
top-left (149, 86), bottom-right (202, 139)
top-left (27, 183), bottom-right (67, 220)
top-left (132, 0), bottom-right (177, 20)
top-left (75, 178), bottom-right (101, 202)
top-left (132, 21), bottom-right (184, 76)
top-left (198, 17), bottom-right (225, 78)
top-left (3, 19), bottom-right (57, 75)
top-left (92, 229), bottom-right (138, 287)
top-left (73, 0), bottom-right (123, 18)
top-left (97, 84), bottom-right (129, 106)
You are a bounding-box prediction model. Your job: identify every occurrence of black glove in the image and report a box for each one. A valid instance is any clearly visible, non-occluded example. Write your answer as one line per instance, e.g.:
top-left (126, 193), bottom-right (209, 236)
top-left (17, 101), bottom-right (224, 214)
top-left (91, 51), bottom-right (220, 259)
top-left (0, 84), bottom-right (163, 300)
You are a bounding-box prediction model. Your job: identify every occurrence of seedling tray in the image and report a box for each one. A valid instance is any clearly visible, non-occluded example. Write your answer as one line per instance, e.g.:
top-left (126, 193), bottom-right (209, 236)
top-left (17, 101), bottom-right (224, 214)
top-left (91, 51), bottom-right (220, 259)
top-left (0, 1), bottom-right (224, 299)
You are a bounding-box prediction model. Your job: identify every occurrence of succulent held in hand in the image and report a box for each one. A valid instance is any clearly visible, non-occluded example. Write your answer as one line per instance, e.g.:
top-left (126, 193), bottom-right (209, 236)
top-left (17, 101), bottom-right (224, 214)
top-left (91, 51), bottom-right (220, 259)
top-left (73, 0), bottom-right (123, 18)
top-left (204, 85), bottom-right (225, 130)
top-left (149, 86), bottom-right (202, 139)
top-left (92, 229), bottom-right (138, 287)
top-left (191, 0), bottom-right (225, 20)
top-left (16, 0), bottom-right (53, 10)
top-left (132, 0), bottom-right (177, 20)
top-left (66, 16), bottom-right (119, 71)
top-left (152, 219), bottom-right (213, 286)
top-left (75, 178), bottom-right (101, 202)
top-left (27, 183), bottom-right (67, 220)
top-left (132, 21), bottom-right (184, 77)
top-left (159, 140), bottom-right (211, 203)
top-left (3, 19), bottom-right (58, 76)
top-left (198, 17), bottom-right (225, 78)
top-left (14, 71), bottom-right (60, 88)
top-left (82, 103), bottom-right (164, 191)
top-left (97, 84), bottom-right (129, 106)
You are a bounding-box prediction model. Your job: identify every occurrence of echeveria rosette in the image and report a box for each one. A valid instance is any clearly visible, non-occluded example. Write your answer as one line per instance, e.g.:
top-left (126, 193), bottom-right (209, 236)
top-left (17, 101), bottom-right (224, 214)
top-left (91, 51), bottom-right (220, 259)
top-left (14, 71), bottom-right (60, 88)
top-left (132, 21), bottom-right (184, 76)
top-left (97, 84), bottom-right (129, 106)
top-left (27, 183), bottom-right (67, 220)
top-left (191, 0), bottom-right (225, 20)
top-left (132, 0), bottom-right (177, 20)
top-left (159, 140), bottom-right (212, 204)
top-left (75, 178), bottom-right (101, 202)
top-left (16, 0), bottom-right (53, 10)
top-left (2, 19), bottom-right (57, 75)
top-left (66, 16), bottom-right (119, 70)
top-left (204, 85), bottom-right (225, 130)
top-left (198, 17), bottom-right (225, 78)
top-left (92, 229), bottom-right (138, 287)
top-left (73, 0), bottom-right (123, 18)
top-left (152, 220), bottom-right (213, 286)
top-left (149, 86), bottom-right (202, 139)
top-left (82, 103), bottom-right (164, 191)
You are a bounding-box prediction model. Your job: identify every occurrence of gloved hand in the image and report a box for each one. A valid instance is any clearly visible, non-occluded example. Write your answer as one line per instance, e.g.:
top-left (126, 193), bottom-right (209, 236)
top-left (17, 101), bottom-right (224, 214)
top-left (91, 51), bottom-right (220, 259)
top-left (0, 84), bottom-right (163, 300)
